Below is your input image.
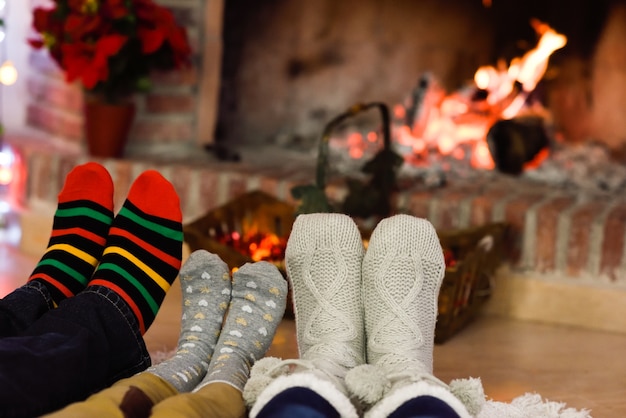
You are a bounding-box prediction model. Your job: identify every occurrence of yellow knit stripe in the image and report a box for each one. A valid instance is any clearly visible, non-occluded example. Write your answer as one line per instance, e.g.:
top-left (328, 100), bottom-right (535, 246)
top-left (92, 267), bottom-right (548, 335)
top-left (102, 246), bottom-right (171, 292)
top-left (45, 243), bottom-right (98, 266)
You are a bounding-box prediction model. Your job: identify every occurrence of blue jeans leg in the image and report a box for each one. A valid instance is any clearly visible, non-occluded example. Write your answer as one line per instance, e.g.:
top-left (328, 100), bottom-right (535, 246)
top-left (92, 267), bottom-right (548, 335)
top-left (0, 281), bottom-right (54, 337)
top-left (0, 285), bottom-right (151, 418)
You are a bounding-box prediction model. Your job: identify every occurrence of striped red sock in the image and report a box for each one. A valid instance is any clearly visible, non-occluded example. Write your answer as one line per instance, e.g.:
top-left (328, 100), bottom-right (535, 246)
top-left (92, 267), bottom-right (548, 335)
top-left (28, 162), bottom-right (114, 304)
top-left (88, 170), bottom-right (183, 334)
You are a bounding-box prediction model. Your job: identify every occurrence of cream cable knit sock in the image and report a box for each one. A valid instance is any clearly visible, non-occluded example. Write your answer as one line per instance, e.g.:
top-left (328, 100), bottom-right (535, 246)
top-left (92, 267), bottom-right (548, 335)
top-left (287, 213), bottom-right (365, 375)
top-left (362, 214), bottom-right (443, 374)
top-left (245, 213), bottom-right (365, 418)
top-left (148, 250), bottom-right (232, 393)
top-left (346, 214), bottom-right (470, 417)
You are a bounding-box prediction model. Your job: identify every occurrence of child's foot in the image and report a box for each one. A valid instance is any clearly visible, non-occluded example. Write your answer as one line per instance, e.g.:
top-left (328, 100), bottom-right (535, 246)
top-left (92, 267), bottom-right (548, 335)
top-left (148, 250), bottom-right (232, 393)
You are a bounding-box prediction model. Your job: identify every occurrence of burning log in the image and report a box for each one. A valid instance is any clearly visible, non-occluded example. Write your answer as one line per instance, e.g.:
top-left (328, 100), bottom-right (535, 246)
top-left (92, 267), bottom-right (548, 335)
top-left (486, 115), bottom-right (551, 175)
top-left (404, 73), bottom-right (432, 134)
top-left (387, 20), bottom-right (566, 172)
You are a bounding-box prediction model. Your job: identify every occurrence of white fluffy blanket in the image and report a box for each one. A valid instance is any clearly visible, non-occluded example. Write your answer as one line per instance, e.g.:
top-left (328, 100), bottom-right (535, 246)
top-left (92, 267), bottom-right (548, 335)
top-left (449, 377), bottom-right (592, 418)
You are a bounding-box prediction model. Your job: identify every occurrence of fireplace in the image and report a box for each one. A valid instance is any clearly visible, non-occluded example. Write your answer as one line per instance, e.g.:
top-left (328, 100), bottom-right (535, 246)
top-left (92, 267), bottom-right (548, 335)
top-left (18, 0), bottom-right (625, 158)
top-left (8, 0), bottom-right (626, 335)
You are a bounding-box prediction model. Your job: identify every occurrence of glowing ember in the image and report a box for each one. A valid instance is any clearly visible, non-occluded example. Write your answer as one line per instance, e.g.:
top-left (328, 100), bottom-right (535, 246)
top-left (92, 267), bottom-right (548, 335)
top-left (218, 229), bottom-right (287, 267)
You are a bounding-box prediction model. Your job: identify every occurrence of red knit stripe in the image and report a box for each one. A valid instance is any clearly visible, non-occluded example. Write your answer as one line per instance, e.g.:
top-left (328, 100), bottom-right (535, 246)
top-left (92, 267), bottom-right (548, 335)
top-left (108, 226), bottom-right (181, 269)
top-left (50, 227), bottom-right (109, 246)
top-left (30, 273), bottom-right (74, 298)
top-left (90, 278), bottom-right (146, 334)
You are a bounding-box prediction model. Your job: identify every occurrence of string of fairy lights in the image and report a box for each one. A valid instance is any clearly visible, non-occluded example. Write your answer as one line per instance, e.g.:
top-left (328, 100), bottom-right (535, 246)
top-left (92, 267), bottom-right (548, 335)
top-left (0, 0), bottom-right (18, 193)
top-left (0, 0), bottom-right (17, 147)
top-left (0, 0), bottom-right (17, 86)
top-left (0, 0), bottom-right (17, 87)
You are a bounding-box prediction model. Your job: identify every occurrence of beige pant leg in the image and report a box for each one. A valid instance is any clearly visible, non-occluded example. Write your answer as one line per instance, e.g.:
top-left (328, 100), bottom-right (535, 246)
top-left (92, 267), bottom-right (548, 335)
top-left (43, 373), bottom-right (178, 417)
top-left (150, 382), bottom-right (247, 418)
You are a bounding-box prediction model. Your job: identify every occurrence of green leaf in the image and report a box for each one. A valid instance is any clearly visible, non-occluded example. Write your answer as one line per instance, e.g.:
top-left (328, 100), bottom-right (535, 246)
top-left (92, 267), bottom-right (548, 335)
top-left (136, 77), bottom-right (151, 92)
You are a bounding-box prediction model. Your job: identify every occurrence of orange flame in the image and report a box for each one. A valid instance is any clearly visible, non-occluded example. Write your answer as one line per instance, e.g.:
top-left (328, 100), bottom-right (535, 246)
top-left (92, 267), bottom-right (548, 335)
top-left (475, 19), bottom-right (566, 116)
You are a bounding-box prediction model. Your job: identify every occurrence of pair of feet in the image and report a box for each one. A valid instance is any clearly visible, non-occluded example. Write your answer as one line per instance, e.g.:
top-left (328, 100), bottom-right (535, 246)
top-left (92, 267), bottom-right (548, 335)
top-left (245, 213), bottom-right (471, 418)
top-left (28, 162), bottom-right (183, 334)
top-left (146, 249), bottom-right (288, 394)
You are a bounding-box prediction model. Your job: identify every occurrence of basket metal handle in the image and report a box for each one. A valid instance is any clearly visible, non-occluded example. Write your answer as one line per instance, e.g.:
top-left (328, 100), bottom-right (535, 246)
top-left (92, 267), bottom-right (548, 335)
top-left (315, 102), bottom-right (392, 189)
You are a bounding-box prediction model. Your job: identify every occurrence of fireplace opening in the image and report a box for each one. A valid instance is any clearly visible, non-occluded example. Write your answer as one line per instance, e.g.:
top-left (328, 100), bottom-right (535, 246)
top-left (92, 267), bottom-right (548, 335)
top-left (211, 0), bottom-right (622, 190)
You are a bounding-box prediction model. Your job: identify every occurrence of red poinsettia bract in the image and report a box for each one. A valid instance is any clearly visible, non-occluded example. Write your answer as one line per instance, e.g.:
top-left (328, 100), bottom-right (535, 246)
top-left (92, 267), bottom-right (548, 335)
top-left (29, 0), bottom-right (192, 103)
top-left (62, 34), bottom-right (128, 89)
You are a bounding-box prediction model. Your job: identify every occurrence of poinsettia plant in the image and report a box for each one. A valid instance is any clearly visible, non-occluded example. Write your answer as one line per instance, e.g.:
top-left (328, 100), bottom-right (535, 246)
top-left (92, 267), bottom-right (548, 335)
top-left (29, 0), bottom-right (192, 104)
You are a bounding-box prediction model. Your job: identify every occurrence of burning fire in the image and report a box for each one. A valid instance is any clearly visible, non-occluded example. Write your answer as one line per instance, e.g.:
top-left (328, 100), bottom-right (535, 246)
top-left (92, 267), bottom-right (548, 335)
top-left (341, 20), bottom-right (567, 171)
top-left (218, 229), bottom-right (287, 267)
top-left (474, 19), bottom-right (567, 115)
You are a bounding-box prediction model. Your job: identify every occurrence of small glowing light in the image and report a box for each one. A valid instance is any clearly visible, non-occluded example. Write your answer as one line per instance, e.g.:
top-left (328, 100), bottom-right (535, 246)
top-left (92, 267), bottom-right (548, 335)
top-left (0, 146), bottom-right (15, 186)
top-left (474, 67), bottom-right (492, 90)
top-left (231, 231), bottom-right (240, 240)
top-left (349, 148), bottom-right (364, 159)
top-left (0, 149), bottom-right (13, 166)
top-left (393, 104), bottom-right (406, 119)
top-left (471, 141), bottom-right (495, 170)
top-left (411, 138), bottom-right (426, 153)
top-left (0, 61), bottom-right (17, 86)
top-left (0, 167), bottom-right (12, 185)
top-left (347, 132), bottom-right (363, 146)
top-left (437, 136), bottom-right (456, 155)
top-left (0, 32), bottom-right (5, 44)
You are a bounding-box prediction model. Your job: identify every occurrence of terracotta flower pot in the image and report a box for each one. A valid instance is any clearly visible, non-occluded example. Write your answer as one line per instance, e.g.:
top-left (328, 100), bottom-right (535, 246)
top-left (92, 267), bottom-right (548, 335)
top-left (84, 98), bottom-right (136, 159)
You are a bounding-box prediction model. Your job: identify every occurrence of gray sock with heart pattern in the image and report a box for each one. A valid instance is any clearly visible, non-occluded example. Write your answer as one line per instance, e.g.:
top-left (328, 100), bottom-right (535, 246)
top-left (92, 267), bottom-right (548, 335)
top-left (194, 261), bottom-right (288, 392)
top-left (147, 250), bottom-right (232, 393)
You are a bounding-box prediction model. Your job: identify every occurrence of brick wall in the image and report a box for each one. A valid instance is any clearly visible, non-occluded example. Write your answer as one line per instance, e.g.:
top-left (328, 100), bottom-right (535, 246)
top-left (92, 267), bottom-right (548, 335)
top-left (24, 0), bottom-right (211, 156)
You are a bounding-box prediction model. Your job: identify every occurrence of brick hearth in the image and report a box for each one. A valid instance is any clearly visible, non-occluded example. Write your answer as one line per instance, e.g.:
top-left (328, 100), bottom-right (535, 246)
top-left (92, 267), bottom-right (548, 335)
top-left (10, 140), bottom-right (626, 335)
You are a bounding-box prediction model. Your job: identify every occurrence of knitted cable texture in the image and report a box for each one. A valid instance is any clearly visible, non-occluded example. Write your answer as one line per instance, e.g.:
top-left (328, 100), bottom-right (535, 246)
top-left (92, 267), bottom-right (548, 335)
top-left (286, 213), bottom-right (366, 376)
top-left (362, 214), bottom-right (445, 378)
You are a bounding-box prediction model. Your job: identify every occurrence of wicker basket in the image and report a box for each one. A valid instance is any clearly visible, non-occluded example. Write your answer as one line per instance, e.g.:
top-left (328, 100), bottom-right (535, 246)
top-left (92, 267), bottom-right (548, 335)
top-left (184, 190), bottom-right (295, 270)
top-left (184, 190), bottom-right (508, 341)
top-left (183, 190), bottom-right (296, 316)
top-left (434, 222), bottom-right (508, 343)
top-left (185, 103), bottom-right (508, 341)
